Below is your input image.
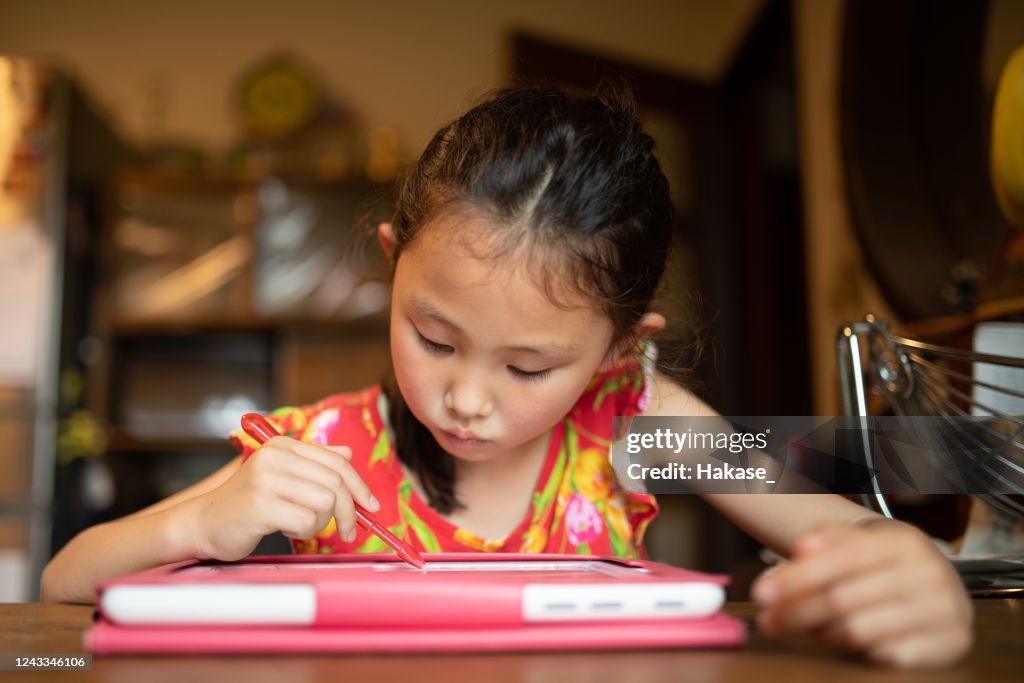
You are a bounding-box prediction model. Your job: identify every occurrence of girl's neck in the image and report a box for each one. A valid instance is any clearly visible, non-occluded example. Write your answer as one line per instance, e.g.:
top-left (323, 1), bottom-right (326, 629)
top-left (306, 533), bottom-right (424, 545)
top-left (447, 429), bottom-right (553, 539)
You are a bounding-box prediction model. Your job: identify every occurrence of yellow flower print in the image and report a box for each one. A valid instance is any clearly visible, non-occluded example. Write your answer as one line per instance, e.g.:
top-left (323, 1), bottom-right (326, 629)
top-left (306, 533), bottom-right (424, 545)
top-left (361, 405), bottom-right (377, 439)
top-left (292, 537), bottom-right (318, 554)
top-left (556, 467), bottom-right (574, 506)
top-left (521, 524), bottom-right (548, 553)
top-left (315, 516), bottom-right (337, 539)
top-left (454, 528), bottom-right (485, 551)
top-left (271, 407), bottom-right (307, 436)
top-left (575, 448), bottom-right (613, 501)
top-left (454, 528), bottom-right (504, 552)
top-left (291, 412), bottom-right (309, 434)
top-left (605, 497), bottom-right (632, 545)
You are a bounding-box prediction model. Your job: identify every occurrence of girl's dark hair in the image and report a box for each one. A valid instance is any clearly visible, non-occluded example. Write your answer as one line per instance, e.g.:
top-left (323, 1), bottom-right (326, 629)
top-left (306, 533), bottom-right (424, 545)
top-left (383, 81), bottom-right (677, 513)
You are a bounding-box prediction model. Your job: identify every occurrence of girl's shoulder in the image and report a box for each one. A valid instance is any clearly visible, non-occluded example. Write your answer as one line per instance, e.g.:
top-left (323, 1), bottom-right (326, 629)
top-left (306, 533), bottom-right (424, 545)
top-left (228, 386), bottom-right (386, 461)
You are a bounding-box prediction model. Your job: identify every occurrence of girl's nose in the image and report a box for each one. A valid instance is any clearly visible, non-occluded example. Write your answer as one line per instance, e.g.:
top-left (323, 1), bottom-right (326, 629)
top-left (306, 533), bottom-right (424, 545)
top-left (444, 379), bottom-right (493, 421)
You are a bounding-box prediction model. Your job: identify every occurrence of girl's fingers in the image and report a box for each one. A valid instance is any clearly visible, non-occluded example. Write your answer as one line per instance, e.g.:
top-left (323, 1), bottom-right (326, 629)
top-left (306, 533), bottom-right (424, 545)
top-left (255, 442), bottom-right (361, 540)
top-left (275, 478), bottom-right (337, 538)
top-left (754, 522), bottom-right (974, 667)
top-left (753, 527), bottom-right (893, 606)
top-left (792, 591), bottom-right (948, 653)
top-left (868, 625), bottom-right (974, 669)
top-left (758, 564), bottom-right (907, 635)
top-left (270, 498), bottom-right (327, 541)
top-left (285, 444), bottom-right (363, 539)
top-left (288, 440), bottom-right (379, 513)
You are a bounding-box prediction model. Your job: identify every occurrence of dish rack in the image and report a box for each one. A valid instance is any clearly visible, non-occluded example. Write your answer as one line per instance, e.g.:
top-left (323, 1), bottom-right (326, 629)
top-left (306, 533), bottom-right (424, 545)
top-left (836, 314), bottom-right (1024, 520)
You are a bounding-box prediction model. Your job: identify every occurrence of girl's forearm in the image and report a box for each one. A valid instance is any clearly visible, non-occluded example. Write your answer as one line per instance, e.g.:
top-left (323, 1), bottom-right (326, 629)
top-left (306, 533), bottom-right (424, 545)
top-left (40, 498), bottom-right (204, 604)
top-left (701, 493), bottom-right (882, 557)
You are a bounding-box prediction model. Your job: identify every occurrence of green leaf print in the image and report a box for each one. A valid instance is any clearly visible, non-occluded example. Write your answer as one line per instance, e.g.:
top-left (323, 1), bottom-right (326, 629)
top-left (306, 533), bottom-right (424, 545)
top-left (592, 375), bottom-right (627, 412)
top-left (573, 421), bottom-right (612, 448)
top-left (359, 535), bottom-right (390, 553)
top-left (368, 430), bottom-right (391, 469)
top-left (565, 421), bottom-right (580, 476)
top-left (576, 541), bottom-right (591, 555)
top-left (600, 501), bottom-right (628, 557)
top-left (358, 525), bottom-right (407, 553)
top-left (531, 437), bottom-right (567, 524)
top-left (398, 494), bottom-right (441, 552)
top-left (268, 406), bottom-right (301, 437)
top-left (404, 510), bottom-right (441, 552)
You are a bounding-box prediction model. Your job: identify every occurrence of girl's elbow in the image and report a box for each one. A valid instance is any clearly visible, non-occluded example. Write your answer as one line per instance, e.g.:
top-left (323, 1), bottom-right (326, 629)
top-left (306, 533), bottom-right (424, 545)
top-left (38, 561), bottom-right (59, 603)
top-left (39, 559), bottom-right (89, 604)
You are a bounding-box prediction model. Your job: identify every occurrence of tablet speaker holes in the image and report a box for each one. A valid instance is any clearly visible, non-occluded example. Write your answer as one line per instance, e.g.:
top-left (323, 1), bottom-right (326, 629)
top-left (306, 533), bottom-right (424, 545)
top-left (590, 601), bottom-right (622, 610)
top-left (544, 602), bottom-right (576, 612)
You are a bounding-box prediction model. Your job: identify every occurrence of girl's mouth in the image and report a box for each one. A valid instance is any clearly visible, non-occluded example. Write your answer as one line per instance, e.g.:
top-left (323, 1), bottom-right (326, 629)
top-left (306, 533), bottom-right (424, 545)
top-left (441, 430), bottom-right (490, 448)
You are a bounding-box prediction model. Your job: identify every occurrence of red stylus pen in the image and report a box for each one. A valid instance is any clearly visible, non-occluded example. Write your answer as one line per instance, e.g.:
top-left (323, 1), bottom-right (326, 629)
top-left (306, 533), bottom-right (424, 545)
top-left (240, 412), bottom-right (426, 569)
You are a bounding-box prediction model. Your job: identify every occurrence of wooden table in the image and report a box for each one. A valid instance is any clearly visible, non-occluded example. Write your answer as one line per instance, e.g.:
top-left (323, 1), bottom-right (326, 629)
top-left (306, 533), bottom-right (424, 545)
top-left (1, 601), bottom-right (1021, 682)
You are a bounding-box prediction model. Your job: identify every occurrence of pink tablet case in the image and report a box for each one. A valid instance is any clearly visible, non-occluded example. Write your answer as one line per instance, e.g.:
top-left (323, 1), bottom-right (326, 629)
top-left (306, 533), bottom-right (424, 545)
top-left (88, 553), bottom-right (746, 654)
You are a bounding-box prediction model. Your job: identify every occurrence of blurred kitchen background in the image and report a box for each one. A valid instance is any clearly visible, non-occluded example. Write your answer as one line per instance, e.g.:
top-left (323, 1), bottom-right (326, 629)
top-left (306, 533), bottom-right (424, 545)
top-left (1, 0), bottom-right (1022, 600)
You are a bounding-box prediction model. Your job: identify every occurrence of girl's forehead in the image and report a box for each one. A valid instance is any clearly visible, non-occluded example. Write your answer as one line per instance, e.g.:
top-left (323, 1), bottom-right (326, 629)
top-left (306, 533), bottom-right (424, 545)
top-left (394, 217), bottom-right (613, 345)
top-left (401, 215), bottom-right (593, 311)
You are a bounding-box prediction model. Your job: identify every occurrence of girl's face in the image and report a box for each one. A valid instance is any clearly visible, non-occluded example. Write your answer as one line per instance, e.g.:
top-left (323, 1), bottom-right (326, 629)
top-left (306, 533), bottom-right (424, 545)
top-left (389, 213), bottom-right (616, 464)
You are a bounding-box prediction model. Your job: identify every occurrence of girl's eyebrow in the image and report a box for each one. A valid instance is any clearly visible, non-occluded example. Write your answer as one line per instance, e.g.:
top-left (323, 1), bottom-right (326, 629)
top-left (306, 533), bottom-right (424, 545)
top-left (410, 296), bottom-right (460, 331)
top-left (408, 296), bottom-right (579, 356)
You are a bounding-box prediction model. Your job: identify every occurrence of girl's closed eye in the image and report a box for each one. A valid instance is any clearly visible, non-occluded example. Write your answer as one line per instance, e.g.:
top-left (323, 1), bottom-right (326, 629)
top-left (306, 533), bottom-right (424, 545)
top-left (418, 328), bottom-right (552, 381)
top-left (508, 365), bottom-right (552, 382)
top-left (416, 331), bottom-right (453, 354)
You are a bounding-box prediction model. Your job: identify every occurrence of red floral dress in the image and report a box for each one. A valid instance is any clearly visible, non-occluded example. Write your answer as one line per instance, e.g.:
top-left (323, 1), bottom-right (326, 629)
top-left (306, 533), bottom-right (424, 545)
top-left (229, 345), bottom-right (659, 558)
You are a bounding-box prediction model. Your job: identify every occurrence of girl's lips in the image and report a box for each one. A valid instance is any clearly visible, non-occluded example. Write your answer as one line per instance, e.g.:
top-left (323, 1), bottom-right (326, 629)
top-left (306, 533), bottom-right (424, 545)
top-left (442, 430), bottom-right (490, 447)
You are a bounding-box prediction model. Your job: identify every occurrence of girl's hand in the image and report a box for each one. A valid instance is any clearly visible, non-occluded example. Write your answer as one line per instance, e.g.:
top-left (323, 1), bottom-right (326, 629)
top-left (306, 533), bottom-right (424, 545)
top-left (186, 436), bottom-right (380, 561)
top-left (751, 519), bottom-right (973, 668)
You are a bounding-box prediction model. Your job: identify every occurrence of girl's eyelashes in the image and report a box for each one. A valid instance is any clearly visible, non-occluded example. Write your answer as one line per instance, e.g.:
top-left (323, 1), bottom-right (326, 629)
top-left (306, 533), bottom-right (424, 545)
top-left (414, 326), bottom-right (552, 381)
top-left (508, 366), bottom-right (552, 382)
top-left (416, 332), bottom-right (453, 354)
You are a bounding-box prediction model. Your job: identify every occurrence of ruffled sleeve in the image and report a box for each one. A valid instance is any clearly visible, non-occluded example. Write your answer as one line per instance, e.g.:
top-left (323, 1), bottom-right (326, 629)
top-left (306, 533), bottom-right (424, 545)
top-left (566, 340), bottom-right (659, 551)
top-left (580, 340), bottom-right (657, 419)
top-left (622, 340), bottom-right (658, 416)
top-left (228, 404), bottom-right (316, 462)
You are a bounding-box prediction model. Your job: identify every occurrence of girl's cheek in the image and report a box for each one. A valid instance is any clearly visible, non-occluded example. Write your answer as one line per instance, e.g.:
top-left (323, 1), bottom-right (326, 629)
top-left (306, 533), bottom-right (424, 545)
top-left (393, 340), bottom-right (436, 407)
top-left (509, 379), bottom-right (580, 434)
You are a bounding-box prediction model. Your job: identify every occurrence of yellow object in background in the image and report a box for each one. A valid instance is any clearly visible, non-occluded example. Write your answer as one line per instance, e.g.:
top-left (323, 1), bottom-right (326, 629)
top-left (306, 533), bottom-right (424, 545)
top-left (992, 46), bottom-right (1024, 230)
top-left (235, 54), bottom-right (324, 142)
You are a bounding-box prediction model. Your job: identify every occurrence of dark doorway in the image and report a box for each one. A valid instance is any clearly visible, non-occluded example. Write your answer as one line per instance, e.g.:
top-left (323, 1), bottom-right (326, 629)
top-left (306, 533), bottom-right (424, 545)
top-left (508, 0), bottom-right (811, 419)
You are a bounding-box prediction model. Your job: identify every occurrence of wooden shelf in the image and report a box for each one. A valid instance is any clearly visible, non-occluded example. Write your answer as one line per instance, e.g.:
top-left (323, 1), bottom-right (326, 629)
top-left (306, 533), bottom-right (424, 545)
top-left (115, 168), bottom-right (395, 193)
top-left (108, 312), bottom-right (389, 336)
top-left (106, 428), bottom-right (237, 454)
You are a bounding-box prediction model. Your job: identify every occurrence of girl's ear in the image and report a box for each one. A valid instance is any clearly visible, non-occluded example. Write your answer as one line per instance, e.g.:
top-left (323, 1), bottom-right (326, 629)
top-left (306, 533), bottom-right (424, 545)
top-left (598, 312), bottom-right (666, 371)
top-left (378, 222), bottom-right (396, 259)
top-left (634, 311), bottom-right (666, 340)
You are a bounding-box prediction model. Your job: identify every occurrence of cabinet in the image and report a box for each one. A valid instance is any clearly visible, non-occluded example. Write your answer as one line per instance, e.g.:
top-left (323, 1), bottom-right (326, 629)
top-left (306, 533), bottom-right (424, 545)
top-left (0, 67), bottom-right (129, 600)
top-left (54, 173), bottom-right (395, 557)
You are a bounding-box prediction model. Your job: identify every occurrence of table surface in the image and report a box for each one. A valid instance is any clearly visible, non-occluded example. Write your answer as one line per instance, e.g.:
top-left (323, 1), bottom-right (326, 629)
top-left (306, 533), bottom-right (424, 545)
top-left (1, 601), bottom-right (1022, 682)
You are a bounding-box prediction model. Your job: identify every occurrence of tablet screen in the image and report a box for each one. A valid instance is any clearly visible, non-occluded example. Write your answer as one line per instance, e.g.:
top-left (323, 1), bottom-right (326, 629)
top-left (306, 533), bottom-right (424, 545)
top-left (175, 559), bottom-right (646, 579)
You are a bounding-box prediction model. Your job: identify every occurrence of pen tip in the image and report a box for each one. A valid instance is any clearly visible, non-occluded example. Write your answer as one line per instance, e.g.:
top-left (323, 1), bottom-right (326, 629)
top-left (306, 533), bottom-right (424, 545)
top-left (401, 549), bottom-right (426, 569)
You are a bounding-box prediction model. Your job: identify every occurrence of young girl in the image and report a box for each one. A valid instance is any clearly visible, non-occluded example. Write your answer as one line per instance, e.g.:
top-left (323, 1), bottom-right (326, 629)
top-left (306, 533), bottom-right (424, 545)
top-left (42, 84), bottom-right (972, 668)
